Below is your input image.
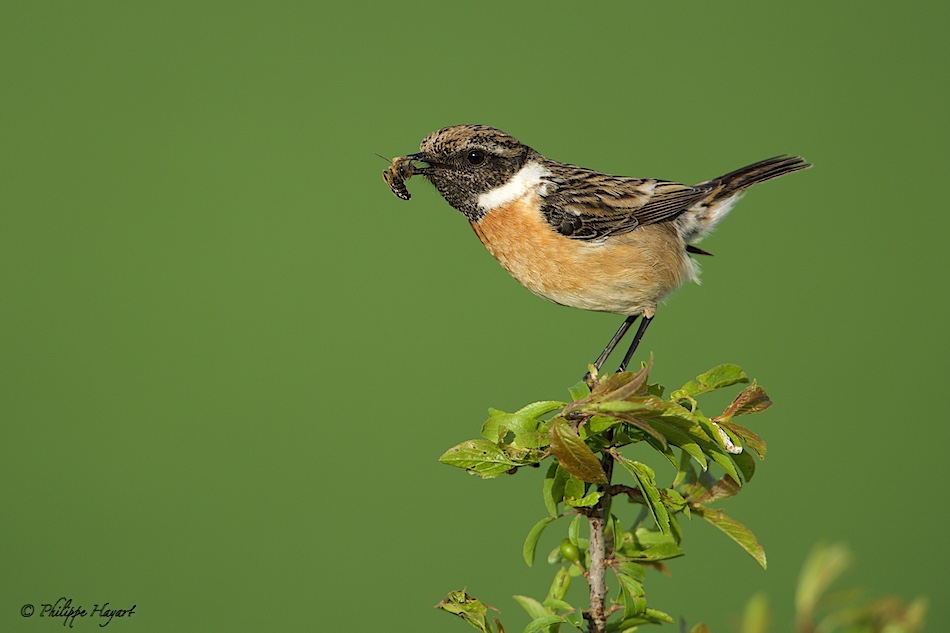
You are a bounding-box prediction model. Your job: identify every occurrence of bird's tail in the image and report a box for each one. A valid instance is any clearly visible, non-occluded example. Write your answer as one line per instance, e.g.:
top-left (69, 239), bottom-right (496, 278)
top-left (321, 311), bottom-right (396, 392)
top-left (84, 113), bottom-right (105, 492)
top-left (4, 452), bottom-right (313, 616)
top-left (677, 155), bottom-right (810, 245)
top-left (710, 155), bottom-right (811, 199)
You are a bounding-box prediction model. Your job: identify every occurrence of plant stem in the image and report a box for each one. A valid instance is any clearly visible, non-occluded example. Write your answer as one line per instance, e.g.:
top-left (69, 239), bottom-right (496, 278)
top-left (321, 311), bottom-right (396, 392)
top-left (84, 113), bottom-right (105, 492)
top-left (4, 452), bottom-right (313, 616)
top-left (587, 512), bottom-right (607, 633)
top-left (587, 453), bottom-right (615, 633)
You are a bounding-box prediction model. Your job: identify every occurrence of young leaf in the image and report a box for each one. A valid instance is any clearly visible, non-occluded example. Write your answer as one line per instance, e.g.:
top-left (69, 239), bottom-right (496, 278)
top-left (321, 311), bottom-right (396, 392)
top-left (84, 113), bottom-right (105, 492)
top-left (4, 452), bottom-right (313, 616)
top-left (439, 440), bottom-right (522, 478)
top-left (617, 572), bottom-right (647, 618)
top-left (730, 449), bottom-right (757, 482)
top-left (546, 567), bottom-right (572, 602)
top-left (645, 608), bottom-right (675, 624)
top-left (565, 490), bottom-right (603, 508)
top-left (564, 473), bottom-right (585, 501)
top-left (543, 462), bottom-right (565, 517)
top-left (616, 456), bottom-right (670, 534)
top-left (652, 420), bottom-right (708, 471)
top-left (673, 448), bottom-right (694, 487)
top-left (568, 380), bottom-right (590, 402)
top-left (436, 591), bottom-right (494, 632)
top-left (610, 515), bottom-right (626, 553)
top-left (517, 400), bottom-right (568, 419)
top-left (522, 615), bottom-right (566, 633)
top-left (613, 560), bottom-right (646, 582)
top-left (542, 598), bottom-right (573, 613)
top-left (523, 516), bottom-right (558, 567)
top-left (718, 382), bottom-right (772, 421)
top-left (549, 418), bottom-right (608, 484)
top-left (719, 420), bottom-right (767, 459)
top-left (591, 359), bottom-right (652, 402)
top-left (672, 364), bottom-right (749, 399)
top-left (692, 504), bottom-right (767, 569)
top-left (686, 474), bottom-right (741, 504)
top-left (614, 608), bottom-right (675, 630)
top-left (739, 592), bottom-right (771, 633)
top-left (568, 514), bottom-right (583, 545)
top-left (625, 540), bottom-right (684, 562)
top-left (481, 412), bottom-right (539, 443)
top-left (795, 542), bottom-right (853, 618)
top-left (564, 612), bottom-right (584, 630)
top-left (706, 448), bottom-right (742, 484)
top-left (513, 595), bottom-right (551, 621)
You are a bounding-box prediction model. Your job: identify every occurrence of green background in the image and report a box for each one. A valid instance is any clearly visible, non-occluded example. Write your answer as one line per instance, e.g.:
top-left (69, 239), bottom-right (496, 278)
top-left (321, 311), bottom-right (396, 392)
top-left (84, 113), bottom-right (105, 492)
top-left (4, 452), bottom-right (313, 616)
top-left (2, 2), bottom-right (946, 631)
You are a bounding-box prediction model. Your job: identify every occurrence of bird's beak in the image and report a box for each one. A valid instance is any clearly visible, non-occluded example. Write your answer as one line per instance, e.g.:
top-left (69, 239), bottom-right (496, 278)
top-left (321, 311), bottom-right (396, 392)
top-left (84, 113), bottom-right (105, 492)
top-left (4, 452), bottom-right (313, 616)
top-left (408, 152), bottom-right (455, 174)
top-left (403, 152), bottom-right (433, 175)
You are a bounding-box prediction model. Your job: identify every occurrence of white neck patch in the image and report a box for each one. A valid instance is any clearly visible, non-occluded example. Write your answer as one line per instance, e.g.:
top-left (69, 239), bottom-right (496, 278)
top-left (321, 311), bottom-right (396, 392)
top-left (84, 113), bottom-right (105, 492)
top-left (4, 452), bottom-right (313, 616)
top-left (477, 161), bottom-right (551, 211)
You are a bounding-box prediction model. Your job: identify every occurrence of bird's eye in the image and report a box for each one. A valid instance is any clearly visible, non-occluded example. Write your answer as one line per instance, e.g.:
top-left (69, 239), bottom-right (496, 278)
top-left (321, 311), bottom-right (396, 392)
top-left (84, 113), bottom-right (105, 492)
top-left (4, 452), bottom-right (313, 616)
top-left (466, 150), bottom-right (486, 165)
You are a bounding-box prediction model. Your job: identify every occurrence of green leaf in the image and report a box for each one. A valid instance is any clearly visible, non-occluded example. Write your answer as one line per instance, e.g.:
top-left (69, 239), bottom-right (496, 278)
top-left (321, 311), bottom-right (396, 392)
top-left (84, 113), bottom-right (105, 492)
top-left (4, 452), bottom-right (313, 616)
top-left (739, 592), bottom-right (771, 633)
top-left (651, 420), bottom-right (708, 471)
top-left (587, 414), bottom-right (623, 433)
top-left (564, 473), bottom-right (585, 501)
top-left (522, 615), bottom-right (566, 633)
top-left (542, 598), bottom-right (573, 612)
top-left (614, 608), bottom-right (676, 630)
top-left (692, 504), bottom-right (767, 569)
top-left (707, 448), bottom-right (741, 483)
top-left (592, 358), bottom-right (653, 401)
top-left (435, 591), bottom-right (495, 632)
top-left (564, 612), bottom-right (584, 630)
top-left (616, 456), bottom-right (670, 534)
top-left (568, 380), bottom-right (590, 402)
top-left (795, 542), bottom-right (853, 617)
top-left (661, 488), bottom-right (688, 513)
top-left (718, 420), bottom-right (767, 459)
top-left (593, 399), bottom-right (666, 413)
top-left (617, 572), bottom-right (647, 619)
top-left (686, 474), bottom-right (741, 504)
top-left (565, 490), bottom-right (603, 508)
top-left (549, 418), bottom-right (607, 484)
top-left (613, 561), bottom-right (645, 582)
top-left (673, 448), bottom-right (694, 487)
top-left (517, 400), bottom-right (568, 418)
top-left (690, 624), bottom-right (712, 633)
top-left (610, 515), bottom-right (625, 553)
top-left (523, 516), bottom-right (558, 567)
top-left (630, 525), bottom-right (678, 548)
top-left (606, 413), bottom-right (668, 447)
top-left (439, 440), bottom-right (528, 478)
top-left (439, 440), bottom-right (517, 478)
top-left (625, 540), bottom-right (684, 562)
top-left (481, 412), bottom-right (539, 443)
top-left (546, 567), bottom-right (572, 602)
top-left (513, 595), bottom-right (551, 621)
top-left (718, 382), bottom-right (772, 421)
top-left (672, 364), bottom-right (749, 399)
top-left (543, 462), bottom-right (565, 517)
top-left (730, 448), bottom-right (756, 482)
top-left (568, 514), bottom-right (583, 545)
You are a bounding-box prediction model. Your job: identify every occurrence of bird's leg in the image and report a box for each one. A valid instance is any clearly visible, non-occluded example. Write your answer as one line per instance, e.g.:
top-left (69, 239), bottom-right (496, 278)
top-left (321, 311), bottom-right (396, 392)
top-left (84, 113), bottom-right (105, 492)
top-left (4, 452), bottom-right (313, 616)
top-left (617, 316), bottom-right (653, 373)
top-left (585, 316), bottom-right (638, 382)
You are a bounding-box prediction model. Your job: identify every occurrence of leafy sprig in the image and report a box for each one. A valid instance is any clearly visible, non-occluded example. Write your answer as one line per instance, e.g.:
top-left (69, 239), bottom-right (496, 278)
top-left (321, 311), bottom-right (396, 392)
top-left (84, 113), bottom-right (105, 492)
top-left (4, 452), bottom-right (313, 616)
top-left (437, 361), bottom-right (772, 633)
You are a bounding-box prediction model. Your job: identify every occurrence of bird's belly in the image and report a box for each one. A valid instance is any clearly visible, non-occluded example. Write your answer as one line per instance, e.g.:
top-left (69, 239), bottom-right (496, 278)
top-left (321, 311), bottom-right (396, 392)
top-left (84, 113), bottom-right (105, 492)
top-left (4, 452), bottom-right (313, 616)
top-left (470, 194), bottom-right (695, 316)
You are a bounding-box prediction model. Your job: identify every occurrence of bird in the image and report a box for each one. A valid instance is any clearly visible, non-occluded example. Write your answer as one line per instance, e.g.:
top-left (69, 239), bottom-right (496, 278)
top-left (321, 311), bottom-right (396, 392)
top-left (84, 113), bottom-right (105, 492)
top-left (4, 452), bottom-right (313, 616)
top-left (382, 124), bottom-right (810, 377)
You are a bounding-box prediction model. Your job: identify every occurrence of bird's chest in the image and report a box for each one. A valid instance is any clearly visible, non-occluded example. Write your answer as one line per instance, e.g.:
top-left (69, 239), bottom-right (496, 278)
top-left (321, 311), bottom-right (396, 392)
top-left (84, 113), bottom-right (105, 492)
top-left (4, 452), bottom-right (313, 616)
top-left (468, 194), bottom-right (691, 315)
top-left (470, 195), bottom-right (582, 294)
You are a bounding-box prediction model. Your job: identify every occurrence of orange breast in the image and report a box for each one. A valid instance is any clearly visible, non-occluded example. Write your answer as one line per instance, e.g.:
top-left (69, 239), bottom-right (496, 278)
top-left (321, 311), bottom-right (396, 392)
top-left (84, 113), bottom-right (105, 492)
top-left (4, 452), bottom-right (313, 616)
top-left (469, 194), bottom-right (693, 316)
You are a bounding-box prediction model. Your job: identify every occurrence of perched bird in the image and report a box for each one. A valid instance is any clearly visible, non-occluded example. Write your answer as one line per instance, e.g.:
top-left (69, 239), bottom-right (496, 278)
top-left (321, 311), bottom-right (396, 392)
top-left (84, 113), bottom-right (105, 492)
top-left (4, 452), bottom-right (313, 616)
top-left (383, 124), bottom-right (809, 376)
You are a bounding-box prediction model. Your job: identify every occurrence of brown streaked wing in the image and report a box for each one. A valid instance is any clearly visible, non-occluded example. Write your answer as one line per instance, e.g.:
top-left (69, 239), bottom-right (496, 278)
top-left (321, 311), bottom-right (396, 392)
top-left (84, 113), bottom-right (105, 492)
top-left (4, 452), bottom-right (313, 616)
top-left (542, 171), bottom-right (716, 240)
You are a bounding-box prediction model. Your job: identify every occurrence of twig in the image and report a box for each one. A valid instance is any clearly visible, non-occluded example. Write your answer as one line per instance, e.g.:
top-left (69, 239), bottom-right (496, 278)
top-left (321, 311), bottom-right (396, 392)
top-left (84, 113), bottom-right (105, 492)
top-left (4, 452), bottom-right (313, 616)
top-left (587, 451), bottom-right (615, 633)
